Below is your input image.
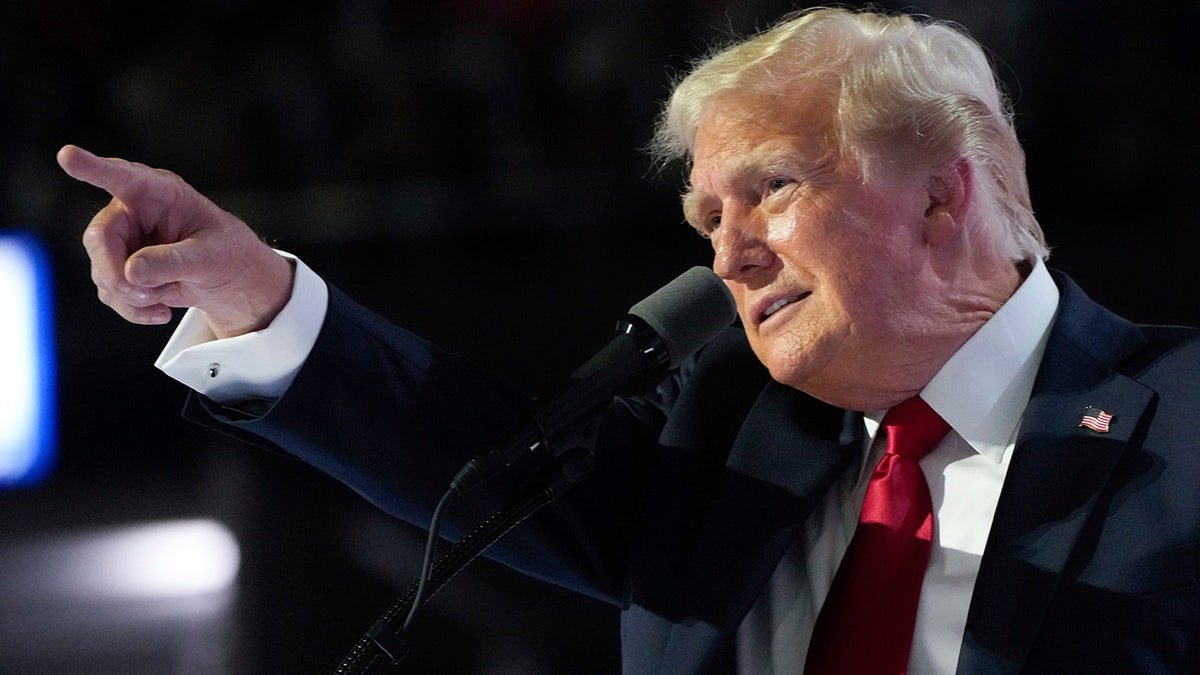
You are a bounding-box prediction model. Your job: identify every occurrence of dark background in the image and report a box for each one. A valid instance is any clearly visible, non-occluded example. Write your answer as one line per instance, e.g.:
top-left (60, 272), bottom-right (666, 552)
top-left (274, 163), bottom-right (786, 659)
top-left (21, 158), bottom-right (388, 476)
top-left (1, 1), bottom-right (1198, 673)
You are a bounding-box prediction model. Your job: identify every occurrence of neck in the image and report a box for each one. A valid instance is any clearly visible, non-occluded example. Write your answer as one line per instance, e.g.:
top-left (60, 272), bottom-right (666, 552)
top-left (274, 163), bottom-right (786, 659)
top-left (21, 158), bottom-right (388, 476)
top-left (812, 258), bottom-right (1028, 412)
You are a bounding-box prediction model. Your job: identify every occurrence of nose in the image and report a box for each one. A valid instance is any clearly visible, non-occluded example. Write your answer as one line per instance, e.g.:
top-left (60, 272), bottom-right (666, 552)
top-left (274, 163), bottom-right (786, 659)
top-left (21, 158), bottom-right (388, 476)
top-left (711, 207), bottom-right (777, 282)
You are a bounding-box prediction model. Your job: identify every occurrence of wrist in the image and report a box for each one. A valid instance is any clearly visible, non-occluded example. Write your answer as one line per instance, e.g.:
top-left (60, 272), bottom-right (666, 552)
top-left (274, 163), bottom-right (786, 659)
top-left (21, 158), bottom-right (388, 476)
top-left (207, 252), bottom-right (296, 339)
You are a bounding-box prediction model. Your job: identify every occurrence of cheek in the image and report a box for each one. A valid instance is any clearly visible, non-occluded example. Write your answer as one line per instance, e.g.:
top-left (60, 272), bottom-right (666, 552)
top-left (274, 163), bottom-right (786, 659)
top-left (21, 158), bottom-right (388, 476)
top-left (747, 297), bottom-right (850, 378)
top-left (832, 271), bottom-right (907, 338)
top-left (818, 215), bottom-right (922, 317)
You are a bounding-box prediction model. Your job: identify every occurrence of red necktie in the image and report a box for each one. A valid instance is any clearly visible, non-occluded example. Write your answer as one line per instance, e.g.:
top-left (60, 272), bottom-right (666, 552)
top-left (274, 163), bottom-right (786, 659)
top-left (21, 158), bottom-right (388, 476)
top-left (803, 396), bottom-right (951, 675)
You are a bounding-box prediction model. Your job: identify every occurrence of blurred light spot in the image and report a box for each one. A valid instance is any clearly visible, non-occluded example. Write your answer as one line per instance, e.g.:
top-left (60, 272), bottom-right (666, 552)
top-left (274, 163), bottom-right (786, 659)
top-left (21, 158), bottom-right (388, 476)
top-left (0, 231), bottom-right (55, 487)
top-left (90, 519), bottom-right (242, 599)
top-left (2, 519), bottom-right (241, 602)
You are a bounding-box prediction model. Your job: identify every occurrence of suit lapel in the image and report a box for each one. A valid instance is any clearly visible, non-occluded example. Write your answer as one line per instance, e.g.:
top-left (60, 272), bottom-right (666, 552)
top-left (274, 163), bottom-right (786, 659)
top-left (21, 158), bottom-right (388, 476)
top-left (654, 381), bottom-right (861, 671)
top-left (957, 273), bottom-right (1154, 674)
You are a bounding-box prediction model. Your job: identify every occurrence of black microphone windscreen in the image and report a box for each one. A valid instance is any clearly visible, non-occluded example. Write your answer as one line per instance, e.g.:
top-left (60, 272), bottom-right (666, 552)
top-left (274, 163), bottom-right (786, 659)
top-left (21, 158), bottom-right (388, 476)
top-left (626, 266), bottom-right (737, 368)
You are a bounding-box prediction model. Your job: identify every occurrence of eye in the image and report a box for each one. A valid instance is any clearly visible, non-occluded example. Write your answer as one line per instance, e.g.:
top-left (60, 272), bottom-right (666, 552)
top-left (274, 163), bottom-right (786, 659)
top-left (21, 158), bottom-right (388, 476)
top-left (767, 177), bottom-right (792, 194)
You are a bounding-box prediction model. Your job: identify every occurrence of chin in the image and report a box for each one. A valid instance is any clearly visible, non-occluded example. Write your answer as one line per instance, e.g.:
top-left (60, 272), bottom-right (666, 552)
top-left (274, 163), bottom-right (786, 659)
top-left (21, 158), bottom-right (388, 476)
top-left (760, 349), bottom-right (820, 394)
top-left (757, 340), bottom-right (865, 408)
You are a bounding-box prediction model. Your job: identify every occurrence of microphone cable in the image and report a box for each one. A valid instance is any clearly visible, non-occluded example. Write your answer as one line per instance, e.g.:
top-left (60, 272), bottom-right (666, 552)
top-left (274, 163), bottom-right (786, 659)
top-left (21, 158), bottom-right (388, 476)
top-left (333, 448), bottom-right (595, 674)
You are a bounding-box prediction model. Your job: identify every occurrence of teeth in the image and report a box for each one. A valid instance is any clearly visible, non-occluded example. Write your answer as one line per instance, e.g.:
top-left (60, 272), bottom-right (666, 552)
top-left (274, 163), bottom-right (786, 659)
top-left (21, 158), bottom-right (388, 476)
top-left (763, 296), bottom-right (799, 319)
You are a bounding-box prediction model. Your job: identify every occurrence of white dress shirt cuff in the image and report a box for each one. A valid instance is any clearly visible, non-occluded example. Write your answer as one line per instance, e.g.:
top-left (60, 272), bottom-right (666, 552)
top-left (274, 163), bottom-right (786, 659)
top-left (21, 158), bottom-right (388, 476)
top-left (154, 252), bottom-right (328, 404)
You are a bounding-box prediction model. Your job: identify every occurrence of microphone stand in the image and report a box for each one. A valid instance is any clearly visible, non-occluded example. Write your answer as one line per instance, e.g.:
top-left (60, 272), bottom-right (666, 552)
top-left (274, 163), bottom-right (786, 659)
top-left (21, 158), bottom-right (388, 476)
top-left (333, 447), bottom-right (597, 674)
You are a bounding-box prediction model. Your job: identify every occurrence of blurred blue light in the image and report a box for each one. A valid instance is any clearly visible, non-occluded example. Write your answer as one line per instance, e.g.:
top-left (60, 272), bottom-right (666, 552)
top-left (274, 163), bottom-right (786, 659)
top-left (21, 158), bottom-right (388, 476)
top-left (0, 231), bottom-right (55, 486)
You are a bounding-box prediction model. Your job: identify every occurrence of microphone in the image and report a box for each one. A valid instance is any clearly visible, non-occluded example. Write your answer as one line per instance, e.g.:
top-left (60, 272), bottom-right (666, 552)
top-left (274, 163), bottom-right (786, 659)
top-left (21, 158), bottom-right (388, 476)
top-left (368, 267), bottom-right (736, 663)
top-left (451, 266), bottom-right (736, 494)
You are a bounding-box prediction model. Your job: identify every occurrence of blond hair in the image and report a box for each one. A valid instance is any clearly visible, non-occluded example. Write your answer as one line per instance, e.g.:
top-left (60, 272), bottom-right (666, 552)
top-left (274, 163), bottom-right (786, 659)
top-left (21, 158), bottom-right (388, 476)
top-left (651, 7), bottom-right (1048, 262)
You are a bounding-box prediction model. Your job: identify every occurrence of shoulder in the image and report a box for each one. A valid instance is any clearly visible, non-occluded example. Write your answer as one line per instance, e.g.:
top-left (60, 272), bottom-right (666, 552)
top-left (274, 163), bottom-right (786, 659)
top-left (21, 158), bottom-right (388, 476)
top-left (1120, 324), bottom-right (1200, 392)
top-left (1050, 270), bottom-right (1200, 382)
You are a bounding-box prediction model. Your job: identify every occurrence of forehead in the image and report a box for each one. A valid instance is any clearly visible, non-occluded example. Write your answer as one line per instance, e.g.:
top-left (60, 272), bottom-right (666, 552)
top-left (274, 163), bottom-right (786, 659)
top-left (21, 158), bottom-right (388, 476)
top-left (687, 89), bottom-right (840, 190)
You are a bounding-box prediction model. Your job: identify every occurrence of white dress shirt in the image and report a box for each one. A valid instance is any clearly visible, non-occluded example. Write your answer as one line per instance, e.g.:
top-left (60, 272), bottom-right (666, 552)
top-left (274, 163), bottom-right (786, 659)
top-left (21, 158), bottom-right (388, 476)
top-left (736, 259), bottom-right (1060, 674)
top-left (156, 252), bottom-right (328, 403)
top-left (157, 257), bottom-right (1060, 674)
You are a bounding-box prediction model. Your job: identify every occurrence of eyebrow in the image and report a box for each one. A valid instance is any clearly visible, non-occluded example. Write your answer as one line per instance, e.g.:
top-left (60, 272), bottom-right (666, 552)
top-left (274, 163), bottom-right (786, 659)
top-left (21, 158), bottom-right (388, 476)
top-left (681, 149), bottom-right (810, 229)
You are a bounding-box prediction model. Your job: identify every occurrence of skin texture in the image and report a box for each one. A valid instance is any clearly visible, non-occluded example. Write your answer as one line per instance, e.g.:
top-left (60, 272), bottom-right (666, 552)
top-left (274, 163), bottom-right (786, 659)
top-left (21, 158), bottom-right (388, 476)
top-left (57, 144), bottom-right (294, 339)
top-left (683, 88), bottom-right (1022, 411)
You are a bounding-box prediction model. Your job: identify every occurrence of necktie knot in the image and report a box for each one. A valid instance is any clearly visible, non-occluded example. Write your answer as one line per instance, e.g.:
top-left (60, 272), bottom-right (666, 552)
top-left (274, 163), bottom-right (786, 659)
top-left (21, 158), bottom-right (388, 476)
top-left (882, 396), bottom-right (951, 461)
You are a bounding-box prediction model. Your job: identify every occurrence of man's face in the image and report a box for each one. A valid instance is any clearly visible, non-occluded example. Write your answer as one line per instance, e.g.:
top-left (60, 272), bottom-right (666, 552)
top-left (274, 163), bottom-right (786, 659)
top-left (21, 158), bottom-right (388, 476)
top-left (685, 89), bottom-right (957, 409)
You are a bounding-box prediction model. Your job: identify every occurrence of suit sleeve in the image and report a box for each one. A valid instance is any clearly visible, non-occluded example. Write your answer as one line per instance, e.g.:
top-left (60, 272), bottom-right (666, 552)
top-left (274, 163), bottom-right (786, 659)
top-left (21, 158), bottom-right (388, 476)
top-left (181, 283), bottom-right (672, 604)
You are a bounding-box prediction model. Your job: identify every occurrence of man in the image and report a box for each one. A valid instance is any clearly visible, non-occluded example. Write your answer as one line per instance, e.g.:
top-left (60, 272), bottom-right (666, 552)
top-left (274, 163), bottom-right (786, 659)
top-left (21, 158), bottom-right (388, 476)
top-left (59, 7), bottom-right (1200, 674)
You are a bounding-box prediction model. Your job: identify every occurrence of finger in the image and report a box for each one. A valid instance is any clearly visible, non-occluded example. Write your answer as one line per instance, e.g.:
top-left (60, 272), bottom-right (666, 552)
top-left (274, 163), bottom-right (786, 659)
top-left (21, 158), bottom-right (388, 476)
top-left (96, 287), bottom-right (172, 326)
top-left (81, 202), bottom-right (140, 294)
top-left (126, 240), bottom-right (201, 289)
top-left (57, 144), bottom-right (161, 204)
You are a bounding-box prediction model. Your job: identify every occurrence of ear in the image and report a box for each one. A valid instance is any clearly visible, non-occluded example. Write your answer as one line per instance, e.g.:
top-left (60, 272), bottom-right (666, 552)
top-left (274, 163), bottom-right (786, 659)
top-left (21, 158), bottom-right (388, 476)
top-left (922, 157), bottom-right (973, 246)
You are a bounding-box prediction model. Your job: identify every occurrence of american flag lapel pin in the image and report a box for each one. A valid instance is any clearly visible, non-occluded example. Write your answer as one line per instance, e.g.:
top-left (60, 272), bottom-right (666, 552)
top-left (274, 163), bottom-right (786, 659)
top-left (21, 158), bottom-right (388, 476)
top-left (1079, 406), bottom-right (1114, 433)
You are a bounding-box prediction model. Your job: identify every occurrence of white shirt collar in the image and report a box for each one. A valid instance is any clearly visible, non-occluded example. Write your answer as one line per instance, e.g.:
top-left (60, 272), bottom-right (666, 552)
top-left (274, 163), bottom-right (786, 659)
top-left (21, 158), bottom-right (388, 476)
top-left (918, 258), bottom-right (1059, 463)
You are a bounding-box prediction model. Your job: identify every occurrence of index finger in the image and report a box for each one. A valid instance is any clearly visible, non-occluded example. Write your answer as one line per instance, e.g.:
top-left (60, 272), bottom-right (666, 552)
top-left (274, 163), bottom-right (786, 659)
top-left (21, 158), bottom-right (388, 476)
top-left (56, 144), bottom-right (157, 203)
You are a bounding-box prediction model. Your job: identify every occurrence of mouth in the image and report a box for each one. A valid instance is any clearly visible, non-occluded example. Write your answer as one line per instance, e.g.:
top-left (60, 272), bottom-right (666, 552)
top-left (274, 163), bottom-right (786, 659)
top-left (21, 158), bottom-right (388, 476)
top-left (756, 292), bottom-right (811, 326)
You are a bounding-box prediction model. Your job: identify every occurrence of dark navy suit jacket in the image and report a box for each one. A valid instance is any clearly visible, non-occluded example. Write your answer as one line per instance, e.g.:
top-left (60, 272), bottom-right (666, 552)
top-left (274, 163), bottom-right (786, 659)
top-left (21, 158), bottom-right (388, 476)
top-left (187, 271), bottom-right (1200, 673)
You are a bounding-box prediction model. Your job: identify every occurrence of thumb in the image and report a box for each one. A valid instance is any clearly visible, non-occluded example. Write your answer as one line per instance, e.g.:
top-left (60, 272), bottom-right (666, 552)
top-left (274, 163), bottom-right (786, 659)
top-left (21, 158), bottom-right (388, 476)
top-left (125, 241), bottom-right (199, 288)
